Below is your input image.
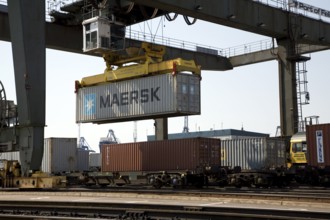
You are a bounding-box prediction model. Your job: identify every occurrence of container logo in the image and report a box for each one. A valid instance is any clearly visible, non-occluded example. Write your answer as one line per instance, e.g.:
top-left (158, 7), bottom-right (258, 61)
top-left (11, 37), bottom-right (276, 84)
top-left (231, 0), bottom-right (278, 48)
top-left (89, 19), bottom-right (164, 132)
top-left (84, 93), bottom-right (96, 115)
top-left (316, 130), bottom-right (324, 163)
top-left (99, 87), bottom-right (160, 108)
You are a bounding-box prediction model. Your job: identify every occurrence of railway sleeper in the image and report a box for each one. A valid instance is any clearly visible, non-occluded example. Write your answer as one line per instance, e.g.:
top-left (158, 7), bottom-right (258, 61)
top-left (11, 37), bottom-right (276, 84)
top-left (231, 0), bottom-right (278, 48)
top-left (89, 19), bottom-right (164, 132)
top-left (125, 210), bottom-right (147, 219)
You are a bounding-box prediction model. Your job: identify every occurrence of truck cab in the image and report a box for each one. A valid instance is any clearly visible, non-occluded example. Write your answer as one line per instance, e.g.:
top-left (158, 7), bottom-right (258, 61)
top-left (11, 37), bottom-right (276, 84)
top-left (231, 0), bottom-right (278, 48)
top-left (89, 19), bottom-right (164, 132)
top-left (288, 132), bottom-right (308, 168)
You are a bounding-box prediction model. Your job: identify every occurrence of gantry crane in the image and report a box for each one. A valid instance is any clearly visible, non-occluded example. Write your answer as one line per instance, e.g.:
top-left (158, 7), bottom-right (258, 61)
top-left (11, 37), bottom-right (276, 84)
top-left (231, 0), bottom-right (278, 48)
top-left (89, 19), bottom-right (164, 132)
top-left (99, 129), bottom-right (119, 152)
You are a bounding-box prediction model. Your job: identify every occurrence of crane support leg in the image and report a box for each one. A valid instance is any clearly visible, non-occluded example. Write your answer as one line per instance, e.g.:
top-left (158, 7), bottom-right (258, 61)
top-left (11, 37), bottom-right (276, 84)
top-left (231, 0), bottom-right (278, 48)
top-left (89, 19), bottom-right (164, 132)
top-left (8, 0), bottom-right (46, 176)
top-left (277, 40), bottom-right (298, 137)
top-left (154, 118), bottom-right (168, 140)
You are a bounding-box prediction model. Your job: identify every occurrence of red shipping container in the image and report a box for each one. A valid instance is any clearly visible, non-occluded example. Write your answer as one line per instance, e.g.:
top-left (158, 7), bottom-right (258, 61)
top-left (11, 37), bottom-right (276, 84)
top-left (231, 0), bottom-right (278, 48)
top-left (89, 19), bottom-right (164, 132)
top-left (101, 138), bottom-right (220, 172)
top-left (306, 123), bottom-right (330, 167)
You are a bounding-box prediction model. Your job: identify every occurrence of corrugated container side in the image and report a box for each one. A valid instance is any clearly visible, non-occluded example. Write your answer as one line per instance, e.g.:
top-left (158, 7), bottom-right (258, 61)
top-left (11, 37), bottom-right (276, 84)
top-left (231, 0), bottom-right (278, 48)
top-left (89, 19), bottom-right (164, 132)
top-left (221, 138), bottom-right (286, 170)
top-left (101, 138), bottom-right (220, 172)
top-left (76, 73), bottom-right (201, 123)
top-left (306, 123), bottom-right (330, 167)
top-left (42, 138), bottom-right (77, 173)
top-left (77, 148), bottom-right (89, 171)
top-left (89, 153), bottom-right (101, 168)
top-left (0, 151), bottom-right (20, 161)
top-left (266, 137), bottom-right (287, 168)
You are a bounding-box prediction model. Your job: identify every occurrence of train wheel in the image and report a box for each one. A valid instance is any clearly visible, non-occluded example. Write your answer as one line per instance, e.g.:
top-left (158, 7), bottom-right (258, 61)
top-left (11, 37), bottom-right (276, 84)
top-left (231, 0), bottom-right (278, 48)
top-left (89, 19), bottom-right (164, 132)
top-left (153, 178), bottom-right (163, 189)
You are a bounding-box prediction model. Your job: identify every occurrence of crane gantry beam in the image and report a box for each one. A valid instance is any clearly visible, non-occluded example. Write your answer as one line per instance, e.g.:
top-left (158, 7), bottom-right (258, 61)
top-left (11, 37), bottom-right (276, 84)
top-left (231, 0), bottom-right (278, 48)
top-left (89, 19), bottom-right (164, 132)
top-left (229, 44), bottom-right (330, 68)
top-left (130, 0), bottom-right (330, 46)
top-left (0, 9), bottom-right (232, 71)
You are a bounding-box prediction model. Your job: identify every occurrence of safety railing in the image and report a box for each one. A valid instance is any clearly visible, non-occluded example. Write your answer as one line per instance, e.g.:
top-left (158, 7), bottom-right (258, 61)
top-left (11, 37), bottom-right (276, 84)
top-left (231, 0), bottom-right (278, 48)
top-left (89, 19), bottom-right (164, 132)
top-left (127, 29), bottom-right (275, 58)
top-left (221, 39), bottom-right (275, 57)
top-left (127, 29), bottom-right (223, 55)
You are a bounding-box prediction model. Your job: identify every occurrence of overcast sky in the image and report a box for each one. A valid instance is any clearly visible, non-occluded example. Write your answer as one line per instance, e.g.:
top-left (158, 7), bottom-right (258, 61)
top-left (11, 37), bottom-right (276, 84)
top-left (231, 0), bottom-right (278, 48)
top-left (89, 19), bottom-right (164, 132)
top-left (1, 0), bottom-right (330, 152)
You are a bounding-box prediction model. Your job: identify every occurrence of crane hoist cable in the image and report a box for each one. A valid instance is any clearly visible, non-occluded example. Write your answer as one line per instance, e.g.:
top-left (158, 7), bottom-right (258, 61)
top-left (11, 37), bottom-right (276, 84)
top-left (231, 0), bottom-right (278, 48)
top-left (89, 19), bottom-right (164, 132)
top-left (139, 5), bottom-right (158, 19)
top-left (165, 13), bottom-right (178, 21)
top-left (183, 15), bottom-right (197, 25)
top-left (115, 1), bottom-right (134, 14)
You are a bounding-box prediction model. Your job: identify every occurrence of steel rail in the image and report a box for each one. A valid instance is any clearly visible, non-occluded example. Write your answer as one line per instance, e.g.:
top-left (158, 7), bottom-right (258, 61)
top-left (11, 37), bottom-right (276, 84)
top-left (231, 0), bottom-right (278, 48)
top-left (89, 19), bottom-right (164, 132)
top-left (47, 186), bottom-right (330, 202)
top-left (2, 186), bottom-right (330, 202)
top-left (0, 200), bottom-right (329, 220)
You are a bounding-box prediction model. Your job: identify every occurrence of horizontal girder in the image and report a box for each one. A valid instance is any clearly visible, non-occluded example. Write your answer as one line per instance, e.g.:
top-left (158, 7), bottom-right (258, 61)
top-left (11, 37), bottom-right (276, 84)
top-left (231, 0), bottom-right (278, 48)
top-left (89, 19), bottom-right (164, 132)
top-left (229, 44), bottom-right (330, 67)
top-left (130, 0), bottom-right (330, 46)
top-left (0, 10), bottom-right (232, 71)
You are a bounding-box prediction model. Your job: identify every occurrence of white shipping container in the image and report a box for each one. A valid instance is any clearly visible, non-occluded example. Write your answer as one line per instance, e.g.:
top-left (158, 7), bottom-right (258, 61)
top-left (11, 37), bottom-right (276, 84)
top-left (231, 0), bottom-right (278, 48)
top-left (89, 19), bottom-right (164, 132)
top-left (42, 138), bottom-right (77, 173)
top-left (0, 151), bottom-right (20, 161)
top-left (76, 73), bottom-right (201, 123)
top-left (221, 138), bottom-right (287, 170)
top-left (0, 138), bottom-right (85, 173)
top-left (89, 153), bottom-right (101, 170)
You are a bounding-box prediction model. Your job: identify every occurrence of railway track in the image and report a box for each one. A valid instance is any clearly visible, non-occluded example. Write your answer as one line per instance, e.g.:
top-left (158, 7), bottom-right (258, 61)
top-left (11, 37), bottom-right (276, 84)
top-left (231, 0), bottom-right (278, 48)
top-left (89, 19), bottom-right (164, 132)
top-left (0, 200), bottom-right (329, 220)
top-left (2, 185), bottom-right (330, 202)
top-left (0, 187), bottom-right (329, 219)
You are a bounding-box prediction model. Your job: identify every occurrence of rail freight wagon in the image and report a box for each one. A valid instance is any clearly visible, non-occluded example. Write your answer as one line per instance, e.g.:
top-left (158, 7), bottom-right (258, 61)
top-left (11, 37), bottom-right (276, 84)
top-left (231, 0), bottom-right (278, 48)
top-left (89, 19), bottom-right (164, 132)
top-left (101, 137), bottom-right (221, 188)
top-left (220, 137), bottom-right (289, 187)
top-left (99, 137), bottom-right (290, 188)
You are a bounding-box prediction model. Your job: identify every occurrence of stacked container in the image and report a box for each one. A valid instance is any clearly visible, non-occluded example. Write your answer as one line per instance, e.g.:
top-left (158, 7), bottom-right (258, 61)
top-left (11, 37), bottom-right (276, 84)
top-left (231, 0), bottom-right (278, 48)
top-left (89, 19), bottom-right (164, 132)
top-left (101, 138), bottom-right (220, 172)
top-left (42, 138), bottom-right (78, 173)
top-left (89, 153), bottom-right (101, 170)
top-left (306, 123), bottom-right (330, 167)
top-left (221, 137), bottom-right (287, 170)
top-left (0, 151), bottom-right (20, 161)
top-left (77, 148), bottom-right (90, 171)
top-left (0, 138), bottom-right (90, 173)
